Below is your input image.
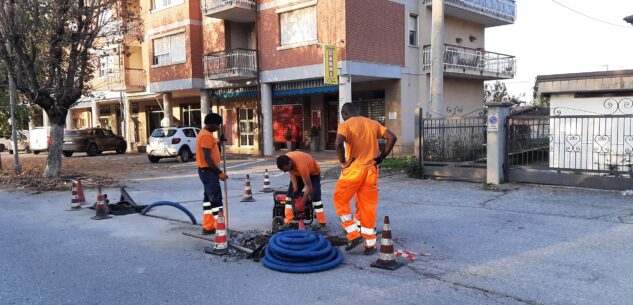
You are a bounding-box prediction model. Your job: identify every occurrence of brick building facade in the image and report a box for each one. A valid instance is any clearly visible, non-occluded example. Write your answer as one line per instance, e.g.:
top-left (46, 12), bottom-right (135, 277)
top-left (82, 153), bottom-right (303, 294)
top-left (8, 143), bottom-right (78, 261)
top-left (63, 0), bottom-right (516, 156)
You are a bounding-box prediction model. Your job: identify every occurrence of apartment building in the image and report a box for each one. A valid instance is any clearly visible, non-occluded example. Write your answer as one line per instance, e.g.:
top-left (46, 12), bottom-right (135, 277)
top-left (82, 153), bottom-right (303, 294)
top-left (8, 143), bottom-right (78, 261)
top-left (66, 0), bottom-right (516, 155)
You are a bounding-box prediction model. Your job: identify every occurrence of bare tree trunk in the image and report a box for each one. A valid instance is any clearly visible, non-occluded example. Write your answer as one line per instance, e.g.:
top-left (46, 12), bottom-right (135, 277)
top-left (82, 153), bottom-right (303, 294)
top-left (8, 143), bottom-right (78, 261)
top-left (44, 123), bottom-right (64, 177)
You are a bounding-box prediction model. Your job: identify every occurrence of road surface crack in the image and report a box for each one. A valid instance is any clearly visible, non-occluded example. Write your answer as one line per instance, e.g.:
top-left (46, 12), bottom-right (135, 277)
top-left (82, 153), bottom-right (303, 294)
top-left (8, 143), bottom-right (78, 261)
top-left (406, 265), bottom-right (544, 305)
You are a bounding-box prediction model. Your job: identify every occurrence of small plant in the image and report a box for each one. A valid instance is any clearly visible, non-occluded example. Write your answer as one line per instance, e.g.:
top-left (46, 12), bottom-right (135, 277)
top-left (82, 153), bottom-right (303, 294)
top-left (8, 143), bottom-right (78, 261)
top-left (482, 182), bottom-right (495, 190)
top-left (380, 157), bottom-right (424, 179)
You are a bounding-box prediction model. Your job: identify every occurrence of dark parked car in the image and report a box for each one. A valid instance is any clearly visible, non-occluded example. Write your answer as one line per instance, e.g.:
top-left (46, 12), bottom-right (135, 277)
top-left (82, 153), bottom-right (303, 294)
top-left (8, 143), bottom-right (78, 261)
top-left (62, 128), bottom-right (127, 157)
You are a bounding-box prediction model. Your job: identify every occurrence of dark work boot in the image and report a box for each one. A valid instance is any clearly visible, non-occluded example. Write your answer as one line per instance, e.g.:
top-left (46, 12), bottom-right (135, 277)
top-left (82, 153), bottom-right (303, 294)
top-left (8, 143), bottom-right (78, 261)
top-left (363, 247), bottom-right (377, 256)
top-left (201, 228), bottom-right (216, 235)
top-left (345, 237), bottom-right (364, 252)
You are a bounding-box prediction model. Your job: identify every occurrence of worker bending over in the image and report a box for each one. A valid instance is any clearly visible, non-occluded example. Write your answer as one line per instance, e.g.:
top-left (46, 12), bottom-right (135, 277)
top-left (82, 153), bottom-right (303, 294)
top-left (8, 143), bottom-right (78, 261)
top-left (276, 151), bottom-right (327, 231)
top-left (196, 113), bottom-right (228, 235)
top-left (333, 103), bottom-right (397, 255)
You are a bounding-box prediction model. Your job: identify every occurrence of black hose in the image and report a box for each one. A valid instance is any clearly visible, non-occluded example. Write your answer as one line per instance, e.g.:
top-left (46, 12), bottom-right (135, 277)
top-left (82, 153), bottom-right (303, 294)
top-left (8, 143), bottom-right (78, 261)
top-left (141, 201), bottom-right (197, 225)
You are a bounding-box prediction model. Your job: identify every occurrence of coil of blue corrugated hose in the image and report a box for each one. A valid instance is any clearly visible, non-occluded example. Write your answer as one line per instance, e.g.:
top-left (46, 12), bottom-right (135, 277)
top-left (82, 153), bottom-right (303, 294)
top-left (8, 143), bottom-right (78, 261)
top-left (262, 230), bottom-right (345, 273)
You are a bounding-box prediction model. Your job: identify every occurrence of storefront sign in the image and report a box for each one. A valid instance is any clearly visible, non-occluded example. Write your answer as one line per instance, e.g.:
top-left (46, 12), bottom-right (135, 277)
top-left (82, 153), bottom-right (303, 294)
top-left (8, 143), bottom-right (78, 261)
top-left (323, 45), bottom-right (338, 85)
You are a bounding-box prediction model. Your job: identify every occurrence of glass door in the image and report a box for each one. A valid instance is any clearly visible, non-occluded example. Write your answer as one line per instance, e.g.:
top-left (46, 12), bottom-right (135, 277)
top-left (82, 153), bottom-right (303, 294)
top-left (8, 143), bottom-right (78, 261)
top-left (238, 108), bottom-right (255, 147)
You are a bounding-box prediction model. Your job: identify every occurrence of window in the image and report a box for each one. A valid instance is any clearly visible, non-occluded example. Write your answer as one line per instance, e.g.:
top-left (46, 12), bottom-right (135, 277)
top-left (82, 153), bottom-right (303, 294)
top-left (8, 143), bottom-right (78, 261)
top-left (409, 14), bottom-right (418, 47)
top-left (238, 108), bottom-right (255, 147)
top-left (100, 105), bottom-right (111, 115)
top-left (99, 56), bottom-right (115, 77)
top-left (153, 33), bottom-right (186, 66)
top-left (150, 128), bottom-right (177, 138)
top-left (279, 6), bottom-right (317, 46)
top-left (152, 0), bottom-right (183, 11)
top-left (182, 104), bottom-right (201, 127)
top-left (103, 129), bottom-right (114, 136)
top-left (182, 129), bottom-right (196, 138)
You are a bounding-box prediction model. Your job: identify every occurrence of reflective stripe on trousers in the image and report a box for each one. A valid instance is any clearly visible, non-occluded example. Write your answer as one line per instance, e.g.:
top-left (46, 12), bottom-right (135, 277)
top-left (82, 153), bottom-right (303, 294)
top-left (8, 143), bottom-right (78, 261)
top-left (333, 166), bottom-right (379, 244)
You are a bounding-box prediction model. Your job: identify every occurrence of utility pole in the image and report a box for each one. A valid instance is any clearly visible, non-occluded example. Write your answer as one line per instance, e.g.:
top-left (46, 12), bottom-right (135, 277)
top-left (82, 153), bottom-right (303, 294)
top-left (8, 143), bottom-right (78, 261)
top-left (8, 69), bottom-right (21, 174)
top-left (430, 0), bottom-right (445, 118)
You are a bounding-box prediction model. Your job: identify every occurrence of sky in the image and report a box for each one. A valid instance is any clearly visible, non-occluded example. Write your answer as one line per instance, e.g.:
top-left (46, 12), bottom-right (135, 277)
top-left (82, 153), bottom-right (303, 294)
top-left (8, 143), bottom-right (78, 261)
top-left (485, 0), bottom-right (633, 103)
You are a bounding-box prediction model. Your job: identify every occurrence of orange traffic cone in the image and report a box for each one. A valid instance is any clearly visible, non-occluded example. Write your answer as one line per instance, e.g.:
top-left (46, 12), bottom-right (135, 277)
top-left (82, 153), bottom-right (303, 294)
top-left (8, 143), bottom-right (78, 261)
top-left (205, 211), bottom-right (228, 256)
top-left (76, 179), bottom-right (86, 203)
top-left (241, 174), bottom-right (255, 202)
top-left (68, 180), bottom-right (82, 211)
top-left (91, 185), bottom-right (111, 220)
top-left (371, 216), bottom-right (403, 270)
top-left (261, 169), bottom-right (273, 193)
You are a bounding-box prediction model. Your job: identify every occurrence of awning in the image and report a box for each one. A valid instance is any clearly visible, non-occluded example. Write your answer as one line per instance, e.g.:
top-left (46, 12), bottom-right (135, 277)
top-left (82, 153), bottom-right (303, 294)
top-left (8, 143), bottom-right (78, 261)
top-left (273, 85), bottom-right (338, 97)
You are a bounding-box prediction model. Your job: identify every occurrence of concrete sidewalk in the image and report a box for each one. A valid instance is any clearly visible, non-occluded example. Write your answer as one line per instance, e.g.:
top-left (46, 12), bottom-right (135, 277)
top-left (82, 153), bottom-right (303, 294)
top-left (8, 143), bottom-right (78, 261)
top-left (1, 172), bottom-right (633, 305)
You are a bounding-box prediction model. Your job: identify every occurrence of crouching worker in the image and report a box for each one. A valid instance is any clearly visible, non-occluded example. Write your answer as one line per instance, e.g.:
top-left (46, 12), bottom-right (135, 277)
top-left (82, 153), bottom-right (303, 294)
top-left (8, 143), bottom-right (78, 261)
top-left (197, 113), bottom-right (228, 235)
top-left (276, 151), bottom-right (326, 231)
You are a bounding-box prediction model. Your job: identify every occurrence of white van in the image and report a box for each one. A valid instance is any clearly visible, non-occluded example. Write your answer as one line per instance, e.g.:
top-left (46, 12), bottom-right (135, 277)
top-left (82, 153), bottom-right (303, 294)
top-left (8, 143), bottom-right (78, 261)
top-left (29, 127), bottom-right (50, 154)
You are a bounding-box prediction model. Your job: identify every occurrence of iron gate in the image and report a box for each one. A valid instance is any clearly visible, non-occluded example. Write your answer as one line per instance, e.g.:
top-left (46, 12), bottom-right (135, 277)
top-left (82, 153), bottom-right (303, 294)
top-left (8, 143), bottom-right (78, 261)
top-left (506, 99), bottom-right (632, 190)
top-left (419, 107), bottom-right (487, 181)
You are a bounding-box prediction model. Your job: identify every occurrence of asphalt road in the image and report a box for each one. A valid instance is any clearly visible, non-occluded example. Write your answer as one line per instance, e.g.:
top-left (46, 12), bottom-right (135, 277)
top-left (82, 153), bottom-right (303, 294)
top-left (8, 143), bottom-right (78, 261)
top-left (2, 160), bottom-right (633, 305)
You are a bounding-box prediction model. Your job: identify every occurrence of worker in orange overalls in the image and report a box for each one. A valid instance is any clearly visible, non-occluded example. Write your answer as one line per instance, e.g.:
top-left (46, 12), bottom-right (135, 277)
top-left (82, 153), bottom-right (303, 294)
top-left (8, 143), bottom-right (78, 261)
top-left (196, 113), bottom-right (228, 235)
top-left (333, 103), bottom-right (397, 255)
top-left (276, 151), bottom-right (327, 231)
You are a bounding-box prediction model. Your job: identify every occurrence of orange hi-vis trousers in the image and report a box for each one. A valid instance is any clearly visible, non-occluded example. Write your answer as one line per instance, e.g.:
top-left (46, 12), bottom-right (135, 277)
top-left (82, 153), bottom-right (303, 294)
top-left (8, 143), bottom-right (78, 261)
top-left (333, 165), bottom-right (379, 248)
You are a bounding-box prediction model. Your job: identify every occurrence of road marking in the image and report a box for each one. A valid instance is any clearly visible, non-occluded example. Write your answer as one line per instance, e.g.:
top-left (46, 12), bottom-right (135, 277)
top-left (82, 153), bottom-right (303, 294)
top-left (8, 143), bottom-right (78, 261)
top-left (169, 162), bottom-right (197, 168)
top-left (129, 174), bottom-right (199, 182)
top-left (129, 160), bottom-right (268, 181)
top-left (226, 159), bottom-right (266, 169)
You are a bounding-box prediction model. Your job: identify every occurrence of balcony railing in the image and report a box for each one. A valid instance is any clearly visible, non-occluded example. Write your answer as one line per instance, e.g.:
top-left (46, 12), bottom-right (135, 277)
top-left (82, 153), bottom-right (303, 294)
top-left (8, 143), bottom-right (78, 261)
top-left (105, 18), bottom-right (144, 43)
top-left (201, 0), bottom-right (256, 22)
top-left (101, 69), bottom-right (146, 92)
top-left (422, 44), bottom-right (515, 80)
top-left (423, 0), bottom-right (516, 25)
top-left (204, 49), bottom-right (257, 81)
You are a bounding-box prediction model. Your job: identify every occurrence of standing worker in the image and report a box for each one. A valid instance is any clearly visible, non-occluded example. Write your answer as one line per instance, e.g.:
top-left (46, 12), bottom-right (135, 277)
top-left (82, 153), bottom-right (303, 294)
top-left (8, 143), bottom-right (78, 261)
top-left (276, 151), bottom-right (327, 231)
top-left (197, 113), bottom-right (228, 235)
top-left (333, 103), bottom-right (397, 255)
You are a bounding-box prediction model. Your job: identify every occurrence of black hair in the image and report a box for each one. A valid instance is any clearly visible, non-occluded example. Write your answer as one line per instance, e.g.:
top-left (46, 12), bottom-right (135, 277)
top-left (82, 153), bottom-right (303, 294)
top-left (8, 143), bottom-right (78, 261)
top-left (204, 113), bottom-right (223, 125)
top-left (341, 103), bottom-right (356, 115)
top-left (276, 155), bottom-right (291, 169)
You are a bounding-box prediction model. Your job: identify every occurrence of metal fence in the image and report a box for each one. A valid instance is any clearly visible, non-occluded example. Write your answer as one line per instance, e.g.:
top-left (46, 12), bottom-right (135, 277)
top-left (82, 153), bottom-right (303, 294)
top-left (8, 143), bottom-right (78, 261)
top-left (422, 0), bottom-right (517, 20)
top-left (423, 115), bottom-right (487, 163)
top-left (422, 44), bottom-right (515, 77)
top-left (204, 49), bottom-right (257, 80)
top-left (507, 115), bottom-right (633, 178)
top-left (201, 0), bottom-right (255, 14)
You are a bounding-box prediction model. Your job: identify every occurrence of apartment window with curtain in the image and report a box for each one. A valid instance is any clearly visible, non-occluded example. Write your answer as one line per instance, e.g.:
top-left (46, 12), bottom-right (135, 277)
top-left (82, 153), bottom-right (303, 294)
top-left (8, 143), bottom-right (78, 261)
top-left (99, 55), bottom-right (115, 77)
top-left (409, 14), bottom-right (418, 47)
top-left (153, 33), bottom-right (186, 66)
top-left (152, 0), bottom-right (183, 11)
top-left (279, 6), bottom-right (317, 47)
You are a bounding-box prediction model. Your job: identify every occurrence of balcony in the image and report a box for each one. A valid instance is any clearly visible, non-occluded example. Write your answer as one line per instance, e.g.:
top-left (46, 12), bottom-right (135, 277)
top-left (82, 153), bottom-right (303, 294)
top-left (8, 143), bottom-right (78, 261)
top-left (423, 0), bottom-right (516, 27)
top-left (101, 69), bottom-right (146, 92)
top-left (422, 44), bottom-right (515, 80)
top-left (105, 17), bottom-right (144, 44)
top-left (204, 49), bottom-right (257, 81)
top-left (201, 0), bottom-right (256, 23)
